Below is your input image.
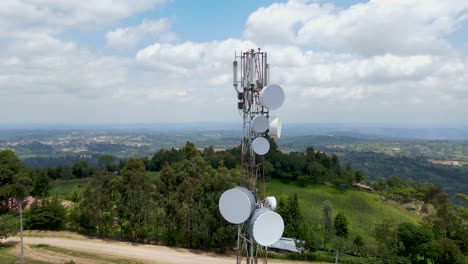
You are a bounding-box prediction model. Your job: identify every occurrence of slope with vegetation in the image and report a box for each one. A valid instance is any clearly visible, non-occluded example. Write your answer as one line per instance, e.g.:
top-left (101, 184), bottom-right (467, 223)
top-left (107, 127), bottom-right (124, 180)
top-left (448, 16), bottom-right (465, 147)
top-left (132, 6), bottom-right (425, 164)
top-left (0, 140), bottom-right (467, 263)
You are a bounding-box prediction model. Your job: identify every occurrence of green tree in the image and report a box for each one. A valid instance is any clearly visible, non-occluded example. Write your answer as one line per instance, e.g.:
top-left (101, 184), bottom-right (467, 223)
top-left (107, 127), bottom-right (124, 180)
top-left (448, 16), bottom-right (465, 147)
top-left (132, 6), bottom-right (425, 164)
top-left (277, 193), bottom-right (304, 239)
top-left (387, 175), bottom-right (406, 188)
top-left (0, 214), bottom-right (18, 244)
top-left (155, 156), bottom-right (236, 249)
top-left (0, 150), bottom-right (22, 212)
top-left (31, 170), bottom-right (50, 198)
top-left (397, 222), bottom-right (433, 262)
top-left (322, 200), bottom-right (334, 249)
top-left (435, 238), bottom-right (465, 264)
top-left (354, 171), bottom-right (364, 183)
top-left (74, 170), bottom-right (122, 236)
top-left (353, 235), bottom-right (364, 255)
top-left (333, 212), bottom-right (348, 263)
top-left (120, 158), bottom-right (153, 241)
top-left (72, 160), bottom-right (91, 178)
top-left (98, 154), bottom-right (115, 171)
top-left (0, 150), bottom-right (31, 213)
top-left (374, 219), bottom-right (403, 259)
top-left (334, 213), bottom-right (348, 239)
top-left (25, 198), bottom-right (66, 230)
top-left (60, 164), bottom-right (73, 179)
top-left (184, 141), bottom-right (199, 160)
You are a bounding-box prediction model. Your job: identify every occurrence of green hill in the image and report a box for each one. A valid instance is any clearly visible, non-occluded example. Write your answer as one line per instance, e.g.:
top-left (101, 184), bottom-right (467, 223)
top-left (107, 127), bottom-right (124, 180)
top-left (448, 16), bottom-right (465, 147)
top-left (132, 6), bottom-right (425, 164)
top-left (267, 180), bottom-right (422, 244)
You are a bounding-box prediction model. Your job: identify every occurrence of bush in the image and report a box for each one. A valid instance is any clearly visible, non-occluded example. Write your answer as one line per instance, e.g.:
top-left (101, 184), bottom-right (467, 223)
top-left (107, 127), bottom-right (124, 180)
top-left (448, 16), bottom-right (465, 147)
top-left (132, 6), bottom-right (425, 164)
top-left (25, 198), bottom-right (66, 230)
top-left (0, 214), bottom-right (18, 244)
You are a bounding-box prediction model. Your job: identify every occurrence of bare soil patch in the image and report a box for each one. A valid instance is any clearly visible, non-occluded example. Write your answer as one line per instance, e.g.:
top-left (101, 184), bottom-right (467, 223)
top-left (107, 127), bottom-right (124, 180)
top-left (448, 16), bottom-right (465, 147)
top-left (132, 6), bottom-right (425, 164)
top-left (6, 231), bottom-right (318, 264)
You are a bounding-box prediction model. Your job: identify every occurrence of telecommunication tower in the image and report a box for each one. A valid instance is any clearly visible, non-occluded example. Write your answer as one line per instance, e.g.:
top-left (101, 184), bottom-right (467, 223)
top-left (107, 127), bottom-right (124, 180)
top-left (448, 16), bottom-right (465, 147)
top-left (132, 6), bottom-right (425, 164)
top-left (219, 49), bottom-right (285, 264)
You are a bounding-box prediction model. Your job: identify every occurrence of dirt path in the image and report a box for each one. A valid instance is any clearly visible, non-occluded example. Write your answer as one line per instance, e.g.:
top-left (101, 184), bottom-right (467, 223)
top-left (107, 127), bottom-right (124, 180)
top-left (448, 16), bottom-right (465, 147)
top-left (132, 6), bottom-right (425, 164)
top-left (6, 231), bottom-right (319, 264)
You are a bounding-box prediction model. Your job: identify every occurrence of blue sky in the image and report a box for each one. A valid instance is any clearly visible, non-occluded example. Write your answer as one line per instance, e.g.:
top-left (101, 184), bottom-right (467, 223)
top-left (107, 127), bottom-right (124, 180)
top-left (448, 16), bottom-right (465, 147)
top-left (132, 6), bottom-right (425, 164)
top-left (0, 0), bottom-right (467, 125)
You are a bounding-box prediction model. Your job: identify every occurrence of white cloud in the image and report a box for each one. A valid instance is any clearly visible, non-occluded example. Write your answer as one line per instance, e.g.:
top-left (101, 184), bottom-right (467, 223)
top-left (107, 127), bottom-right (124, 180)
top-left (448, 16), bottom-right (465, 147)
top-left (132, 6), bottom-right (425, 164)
top-left (245, 0), bottom-right (468, 56)
top-left (0, 0), bottom-right (165, 31)
top-left (0, 31), bottom-right (130, 98)
top-left (133, 38), bottom-right (468, 122)
top-left (106, 19), bottom-right (175, 50)
top-left (0, 0), bottom-right (467, 125)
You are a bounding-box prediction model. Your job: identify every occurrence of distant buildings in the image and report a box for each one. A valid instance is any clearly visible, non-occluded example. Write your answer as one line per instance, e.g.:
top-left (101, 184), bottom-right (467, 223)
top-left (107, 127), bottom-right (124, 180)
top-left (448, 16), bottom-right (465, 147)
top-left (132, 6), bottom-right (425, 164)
top-left (352, 183), bottom-right (374, 192)
top-left (427, 159), bottom-right (462, 166)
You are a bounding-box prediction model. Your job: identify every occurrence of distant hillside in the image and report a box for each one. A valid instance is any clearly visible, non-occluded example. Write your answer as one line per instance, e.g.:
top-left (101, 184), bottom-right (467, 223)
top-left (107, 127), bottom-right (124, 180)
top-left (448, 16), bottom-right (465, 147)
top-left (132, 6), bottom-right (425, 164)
top-left (267, 180), bottom-right (422, 245)
top-left (337, 151), bottom-right (468, 199)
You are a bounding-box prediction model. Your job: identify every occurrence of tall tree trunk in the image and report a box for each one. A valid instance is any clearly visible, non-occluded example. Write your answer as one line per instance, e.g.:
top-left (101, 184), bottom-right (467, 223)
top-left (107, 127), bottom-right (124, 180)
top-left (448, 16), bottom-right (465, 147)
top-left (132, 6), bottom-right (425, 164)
top-left (335, 248), bottom-right (339, 263)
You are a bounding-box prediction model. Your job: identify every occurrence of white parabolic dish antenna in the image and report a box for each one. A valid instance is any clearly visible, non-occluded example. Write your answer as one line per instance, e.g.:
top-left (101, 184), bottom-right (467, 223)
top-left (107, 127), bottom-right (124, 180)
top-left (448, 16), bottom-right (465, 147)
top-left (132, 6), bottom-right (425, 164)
top-left (260, 84), bottom-right (285, 110)
top-left (252, 137), bottom-right (270, 155)
top-left (252, 115), bottom-right (269, 133)
top-left (248, 208), bottom-right (284, 246)
top-left (219, 186), bottom-right (256, 224)
top-left (269, 117), bottom-right (282, 139)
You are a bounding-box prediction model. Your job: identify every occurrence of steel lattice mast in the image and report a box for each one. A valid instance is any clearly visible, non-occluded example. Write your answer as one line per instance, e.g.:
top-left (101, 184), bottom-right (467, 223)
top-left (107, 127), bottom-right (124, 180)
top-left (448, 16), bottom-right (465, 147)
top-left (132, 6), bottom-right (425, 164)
top-left (235, 49), bottom-right (269, 200)
top-left (219, 48), bottom-right (285, 264)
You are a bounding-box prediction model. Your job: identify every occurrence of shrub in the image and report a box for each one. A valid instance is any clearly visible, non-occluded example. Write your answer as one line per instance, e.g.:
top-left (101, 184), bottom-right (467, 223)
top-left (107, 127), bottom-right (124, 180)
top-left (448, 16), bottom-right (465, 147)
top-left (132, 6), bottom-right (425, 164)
top-left (25, 198), bottom-right (66, 230)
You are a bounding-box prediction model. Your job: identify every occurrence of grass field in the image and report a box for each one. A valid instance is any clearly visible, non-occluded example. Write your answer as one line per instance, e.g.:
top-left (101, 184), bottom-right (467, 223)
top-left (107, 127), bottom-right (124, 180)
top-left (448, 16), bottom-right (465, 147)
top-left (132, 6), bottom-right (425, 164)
top-left (267, 180), bottom-right (422, 244)
top-left (0, 244), bottom-right (48, 264)
top-left (0, 246), bottom-right (16, 264)
top-left (50, 178), bottom-right (91, 199)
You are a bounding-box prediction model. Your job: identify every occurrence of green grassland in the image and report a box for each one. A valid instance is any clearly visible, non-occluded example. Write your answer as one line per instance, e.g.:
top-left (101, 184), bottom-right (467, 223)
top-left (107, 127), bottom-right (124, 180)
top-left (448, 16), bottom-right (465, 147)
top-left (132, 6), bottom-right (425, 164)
top-left (0, 245), bottom-right (48, 264)
top-left (0, 246), bottom-right (16, 264)
top-left (267, 180), bottom-right (422, 244)
top-left (50, 178), bottom-right (91, 199)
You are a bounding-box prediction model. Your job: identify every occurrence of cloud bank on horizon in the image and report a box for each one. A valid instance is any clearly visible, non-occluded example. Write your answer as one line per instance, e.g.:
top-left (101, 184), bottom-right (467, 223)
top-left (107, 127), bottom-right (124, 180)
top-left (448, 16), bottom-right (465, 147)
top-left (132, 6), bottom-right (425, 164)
top-left (0, 0), bottom-right (467, 125)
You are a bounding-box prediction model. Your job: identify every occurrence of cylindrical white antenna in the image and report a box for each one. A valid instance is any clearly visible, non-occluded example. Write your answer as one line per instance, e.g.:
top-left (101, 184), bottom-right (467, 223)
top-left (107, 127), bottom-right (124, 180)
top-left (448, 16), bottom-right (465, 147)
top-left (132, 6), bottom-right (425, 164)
top-left (233, 61), bottom-right (238, 88)
top-left (266, 64), bottom-right (270, 86)
top-left (249, 53), bottom-right (255, 87)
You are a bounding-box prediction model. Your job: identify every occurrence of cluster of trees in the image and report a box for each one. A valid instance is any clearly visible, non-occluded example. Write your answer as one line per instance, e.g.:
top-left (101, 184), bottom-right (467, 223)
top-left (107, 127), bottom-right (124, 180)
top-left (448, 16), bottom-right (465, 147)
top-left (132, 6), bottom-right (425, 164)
top-left (367, 176), bottom-right (467, 263)
top-left (0, 149), bottom-right (69, 244)
top-left (148, 140), bottom-right (363, 190)
top-left (0, 150), bottom-right (24, 244)
top-left (31, 154), bottom-right (127, 180)
top-left (374, 219), bottom-right (466, 263)
top-left (266, 143), bottom-right (363, 189)
top-left (69, 142), bottom-right (238, 250)
top-left (1, 141), bottom-right (467, 263)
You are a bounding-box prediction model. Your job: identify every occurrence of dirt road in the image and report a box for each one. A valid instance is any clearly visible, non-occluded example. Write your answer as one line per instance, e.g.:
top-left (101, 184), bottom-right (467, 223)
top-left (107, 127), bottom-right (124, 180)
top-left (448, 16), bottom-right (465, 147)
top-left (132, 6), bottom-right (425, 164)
top-left (7, 231), bottom-right (320, 264)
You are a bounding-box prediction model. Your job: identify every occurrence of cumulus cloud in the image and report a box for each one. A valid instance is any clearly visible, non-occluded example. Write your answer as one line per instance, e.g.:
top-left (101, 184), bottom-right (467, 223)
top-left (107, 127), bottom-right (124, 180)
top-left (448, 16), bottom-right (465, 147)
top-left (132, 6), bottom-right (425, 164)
top-left (106, 19), bottom-right (176, 50)
top-left (135, 39), bottom-right (256, 107)
top-left (0, 0), bottom-right (467, 124)
top-left (0, 32), bottom-right (129, 98)
top-left (245, 0), bottom-right (468, 56)
top-left (133, 38), bottom-right (468, 122)
top-left (0, 0), bottom-right (166, 29)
